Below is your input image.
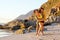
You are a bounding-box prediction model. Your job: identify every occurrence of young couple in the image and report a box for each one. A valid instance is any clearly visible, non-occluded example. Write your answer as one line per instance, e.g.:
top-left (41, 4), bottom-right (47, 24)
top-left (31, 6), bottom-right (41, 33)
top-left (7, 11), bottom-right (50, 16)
top-left (33, 7), bottom-right (44, 36)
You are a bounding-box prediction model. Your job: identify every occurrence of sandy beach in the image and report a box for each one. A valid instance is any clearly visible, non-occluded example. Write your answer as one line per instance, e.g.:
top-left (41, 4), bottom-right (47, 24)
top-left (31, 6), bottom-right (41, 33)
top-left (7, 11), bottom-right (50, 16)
top-left (0, 23), bottom-right (60, 40)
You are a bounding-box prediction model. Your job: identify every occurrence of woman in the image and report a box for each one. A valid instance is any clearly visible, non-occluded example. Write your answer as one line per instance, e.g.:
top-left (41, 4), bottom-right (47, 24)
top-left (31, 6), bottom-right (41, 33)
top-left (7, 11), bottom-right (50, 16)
top-left (33, 8), bottom-right (44, 36)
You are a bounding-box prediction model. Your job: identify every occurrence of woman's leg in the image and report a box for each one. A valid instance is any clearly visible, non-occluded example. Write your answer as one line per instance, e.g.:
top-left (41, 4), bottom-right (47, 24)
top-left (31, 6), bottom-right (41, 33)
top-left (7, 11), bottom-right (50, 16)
top-left (36, 23), bottom-right (39, 36)
top-left (38, 22), bottom-right (44, 35)
top-left (38, 22), bottom-right (41, 35)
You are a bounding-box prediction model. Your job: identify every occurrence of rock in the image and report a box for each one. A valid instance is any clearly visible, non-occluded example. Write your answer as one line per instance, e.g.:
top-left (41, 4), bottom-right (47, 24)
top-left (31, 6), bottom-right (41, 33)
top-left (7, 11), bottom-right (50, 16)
top-left (15, 29), bottom-right (25, 34)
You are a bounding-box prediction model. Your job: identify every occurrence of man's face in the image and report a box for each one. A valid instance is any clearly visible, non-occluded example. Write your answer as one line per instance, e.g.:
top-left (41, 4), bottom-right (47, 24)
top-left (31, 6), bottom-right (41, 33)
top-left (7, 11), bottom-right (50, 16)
top-left (41, 9), bottom-right (44, 12)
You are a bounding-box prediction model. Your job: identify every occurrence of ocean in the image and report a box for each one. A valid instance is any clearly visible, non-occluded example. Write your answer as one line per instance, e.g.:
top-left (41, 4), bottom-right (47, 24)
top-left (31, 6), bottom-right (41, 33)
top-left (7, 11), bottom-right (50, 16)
top-left (0, 29), bottom-right (13, 37)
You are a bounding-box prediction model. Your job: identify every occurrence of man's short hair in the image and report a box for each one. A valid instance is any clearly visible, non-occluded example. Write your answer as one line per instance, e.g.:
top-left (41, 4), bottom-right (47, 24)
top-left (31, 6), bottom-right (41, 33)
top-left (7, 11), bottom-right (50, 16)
top-left (39, 7), bottom-right (44, 13)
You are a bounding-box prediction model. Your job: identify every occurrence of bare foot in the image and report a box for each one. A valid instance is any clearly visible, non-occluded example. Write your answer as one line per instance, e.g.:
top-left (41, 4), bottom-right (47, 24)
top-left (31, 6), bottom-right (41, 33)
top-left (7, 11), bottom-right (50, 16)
top-left (41, 33), bottom-right (44, 36)
top-left (36, 34), bottom-right (39, 37)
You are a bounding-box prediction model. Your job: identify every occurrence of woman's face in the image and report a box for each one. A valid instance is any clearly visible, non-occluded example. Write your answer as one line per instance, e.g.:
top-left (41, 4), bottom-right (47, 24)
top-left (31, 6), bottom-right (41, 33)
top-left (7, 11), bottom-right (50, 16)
top-left (35, 11), bottom-right (39, 13)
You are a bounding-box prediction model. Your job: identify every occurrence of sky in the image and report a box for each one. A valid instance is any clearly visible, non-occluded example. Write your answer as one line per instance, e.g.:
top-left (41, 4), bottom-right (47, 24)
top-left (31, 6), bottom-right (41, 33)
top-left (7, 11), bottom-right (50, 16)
top-left (0, 0), bottom-right (47, 23)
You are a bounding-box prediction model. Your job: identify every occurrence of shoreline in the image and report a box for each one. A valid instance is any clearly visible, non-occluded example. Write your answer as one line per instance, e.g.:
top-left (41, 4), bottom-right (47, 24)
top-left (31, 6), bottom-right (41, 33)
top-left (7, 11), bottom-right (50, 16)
top-left (0, 23), bottom-right (60, 40)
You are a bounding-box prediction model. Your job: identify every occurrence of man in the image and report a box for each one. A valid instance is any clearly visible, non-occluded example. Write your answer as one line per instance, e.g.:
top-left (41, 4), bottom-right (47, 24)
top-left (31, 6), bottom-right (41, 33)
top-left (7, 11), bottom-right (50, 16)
top-left (33, 8), bottom-right (44, 36)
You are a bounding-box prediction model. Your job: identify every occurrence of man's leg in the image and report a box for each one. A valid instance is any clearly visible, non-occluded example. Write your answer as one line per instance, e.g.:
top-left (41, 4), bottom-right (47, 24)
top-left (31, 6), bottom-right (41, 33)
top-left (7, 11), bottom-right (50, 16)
top-left (41, 22), bottom-right (44, 35)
